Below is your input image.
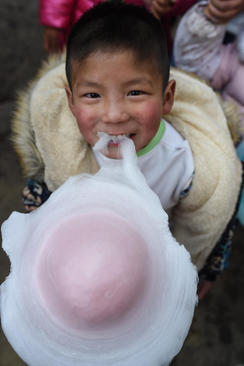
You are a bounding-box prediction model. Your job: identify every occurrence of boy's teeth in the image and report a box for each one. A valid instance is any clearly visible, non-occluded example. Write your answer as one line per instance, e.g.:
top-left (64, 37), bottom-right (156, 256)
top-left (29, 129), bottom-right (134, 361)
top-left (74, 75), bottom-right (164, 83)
top-left (109, 134), bottom-right (129, 142)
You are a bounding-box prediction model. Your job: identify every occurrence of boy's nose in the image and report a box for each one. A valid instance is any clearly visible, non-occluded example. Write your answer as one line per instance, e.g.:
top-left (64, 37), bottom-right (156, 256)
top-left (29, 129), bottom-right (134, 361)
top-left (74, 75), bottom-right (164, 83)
top-left (102, 100), bottom-right (129, 124)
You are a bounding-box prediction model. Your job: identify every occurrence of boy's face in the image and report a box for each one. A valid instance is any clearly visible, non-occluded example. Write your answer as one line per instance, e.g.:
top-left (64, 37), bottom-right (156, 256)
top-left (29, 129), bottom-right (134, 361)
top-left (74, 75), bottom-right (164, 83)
top-left (66, 50), bottom-right (175, 159)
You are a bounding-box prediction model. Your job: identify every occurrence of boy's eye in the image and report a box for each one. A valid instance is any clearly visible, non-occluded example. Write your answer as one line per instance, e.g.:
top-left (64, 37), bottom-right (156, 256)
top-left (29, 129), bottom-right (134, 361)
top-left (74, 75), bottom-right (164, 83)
top-left (128, 90), bottom-right (145, 96)
top-left (84, 92), bottom-right (100, 98)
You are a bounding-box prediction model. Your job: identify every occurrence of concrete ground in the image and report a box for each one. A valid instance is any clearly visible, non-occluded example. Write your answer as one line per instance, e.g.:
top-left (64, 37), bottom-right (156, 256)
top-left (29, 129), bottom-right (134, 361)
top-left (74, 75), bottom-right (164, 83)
top-left (0, 1), bottom-right (244, 365)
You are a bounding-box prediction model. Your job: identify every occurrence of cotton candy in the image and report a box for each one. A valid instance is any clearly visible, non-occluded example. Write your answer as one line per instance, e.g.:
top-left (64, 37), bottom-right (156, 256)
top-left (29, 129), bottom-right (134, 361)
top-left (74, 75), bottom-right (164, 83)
top-left (0, 135), bottom-right (198, 366)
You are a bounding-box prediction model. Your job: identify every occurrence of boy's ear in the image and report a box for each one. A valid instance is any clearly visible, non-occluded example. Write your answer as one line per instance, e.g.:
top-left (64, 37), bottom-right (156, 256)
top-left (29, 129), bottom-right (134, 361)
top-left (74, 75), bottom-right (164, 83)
top-left (162, 80), bottom-right (176, 115)
top-left (65, 86), bottom-right (75, 115)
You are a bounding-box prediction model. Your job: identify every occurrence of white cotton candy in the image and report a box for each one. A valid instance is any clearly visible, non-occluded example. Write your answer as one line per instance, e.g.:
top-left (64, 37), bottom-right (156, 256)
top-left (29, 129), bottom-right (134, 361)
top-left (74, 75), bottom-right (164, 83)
top-left (0, 135), bottom-right (198, 366)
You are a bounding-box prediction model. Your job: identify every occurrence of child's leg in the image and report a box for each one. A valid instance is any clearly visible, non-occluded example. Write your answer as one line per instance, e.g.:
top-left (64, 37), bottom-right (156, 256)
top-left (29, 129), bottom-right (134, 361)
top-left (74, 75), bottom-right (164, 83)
top-left (223, 62), bottom-right (244, 106)
top-left (221, 93), bottom-right (244, 138)
top-left (211, 42), bottom-right (244, 136)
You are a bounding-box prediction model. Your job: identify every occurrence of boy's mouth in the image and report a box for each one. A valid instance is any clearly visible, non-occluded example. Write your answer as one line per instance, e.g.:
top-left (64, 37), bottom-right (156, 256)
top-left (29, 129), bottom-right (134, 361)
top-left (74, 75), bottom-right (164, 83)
top-left (128, 133), bottom-right (136, 140)
top-left (94, 132), bottom-right (137, 158)
top-left (107, 133), bottom-right (136, 148)
top-left (107, 133), bottom-right (136, 139)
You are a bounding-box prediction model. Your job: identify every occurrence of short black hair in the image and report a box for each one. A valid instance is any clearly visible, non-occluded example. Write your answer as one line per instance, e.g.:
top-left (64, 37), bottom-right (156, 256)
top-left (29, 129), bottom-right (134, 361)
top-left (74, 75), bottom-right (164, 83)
top-left (66, 2), bottom-right (169, 90)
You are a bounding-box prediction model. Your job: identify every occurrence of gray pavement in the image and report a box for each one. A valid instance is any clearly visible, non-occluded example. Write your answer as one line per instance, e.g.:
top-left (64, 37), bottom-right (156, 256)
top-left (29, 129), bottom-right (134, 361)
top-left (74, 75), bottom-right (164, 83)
top-left (0, 0), bottom-right (244, 365)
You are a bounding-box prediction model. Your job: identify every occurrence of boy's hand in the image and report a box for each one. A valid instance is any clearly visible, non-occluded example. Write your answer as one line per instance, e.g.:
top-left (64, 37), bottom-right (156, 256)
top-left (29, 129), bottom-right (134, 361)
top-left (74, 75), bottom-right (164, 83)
top-left (43, 26), bottom-right (62, 53)
top-left (151, 0), bottom-right (176, 19)
top-left (206, 0), bottom-right (244, 23)
top-left (22, 185), bottom-right (42, 212)
top-left (22, 180), bottom-right (52, 212)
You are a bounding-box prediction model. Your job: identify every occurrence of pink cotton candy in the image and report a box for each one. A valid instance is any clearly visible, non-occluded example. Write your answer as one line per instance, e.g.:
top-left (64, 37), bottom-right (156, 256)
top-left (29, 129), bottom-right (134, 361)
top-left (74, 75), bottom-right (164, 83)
top-left (37, 210), bottom-right (149, 329)
top-left (0, 136), bottom-right (198, 366)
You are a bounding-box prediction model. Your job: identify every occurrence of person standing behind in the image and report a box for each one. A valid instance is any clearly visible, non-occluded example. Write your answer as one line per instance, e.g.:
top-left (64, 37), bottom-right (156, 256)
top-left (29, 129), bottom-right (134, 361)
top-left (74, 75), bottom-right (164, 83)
top-left (40, 0), bottom-right (146, 53)
top-left (174, 0), bottom-right (244, 137)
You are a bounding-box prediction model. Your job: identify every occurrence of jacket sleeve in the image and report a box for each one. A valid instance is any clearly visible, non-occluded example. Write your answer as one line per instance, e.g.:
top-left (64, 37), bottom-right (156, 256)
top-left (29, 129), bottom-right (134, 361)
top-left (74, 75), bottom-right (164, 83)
top-left (198, 209), bottom-right (238, 280)
top-left (173, 1), bottom-right (226, 81)
top-left (167, 68), bottom-right (242, 271)
top-left (40, 0), bottom-right (76, 29)
top-left (199, 162), bottom-right (244, 280)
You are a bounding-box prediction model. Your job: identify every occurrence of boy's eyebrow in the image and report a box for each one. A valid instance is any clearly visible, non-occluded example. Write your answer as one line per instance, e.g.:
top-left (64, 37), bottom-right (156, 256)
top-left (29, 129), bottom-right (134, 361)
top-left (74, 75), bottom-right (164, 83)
top-left (123, 78), bottom-right (153, 87)
top-left (76, 81), bottom-right (101, 88)
top-left (76, 78), bottom-right (154, 88)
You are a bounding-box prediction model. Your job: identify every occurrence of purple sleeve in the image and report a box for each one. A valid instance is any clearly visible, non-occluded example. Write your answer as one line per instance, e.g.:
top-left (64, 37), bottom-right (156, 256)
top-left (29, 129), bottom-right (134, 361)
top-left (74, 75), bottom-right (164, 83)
top-left (173, 1), bottom-right (225, 81)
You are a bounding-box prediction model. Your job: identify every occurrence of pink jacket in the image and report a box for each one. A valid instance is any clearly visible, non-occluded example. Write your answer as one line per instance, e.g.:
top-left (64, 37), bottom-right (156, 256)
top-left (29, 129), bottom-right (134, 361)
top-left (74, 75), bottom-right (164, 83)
top-left (40, 0), bottom-right (197, 52)
top-left (40, 0), bottom-right (145, 42)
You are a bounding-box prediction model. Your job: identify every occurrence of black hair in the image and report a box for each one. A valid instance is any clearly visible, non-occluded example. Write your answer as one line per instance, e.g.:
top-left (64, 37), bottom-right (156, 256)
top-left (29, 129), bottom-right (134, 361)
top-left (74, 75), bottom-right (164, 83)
top-left (66, 2), bottom-right (169, 91)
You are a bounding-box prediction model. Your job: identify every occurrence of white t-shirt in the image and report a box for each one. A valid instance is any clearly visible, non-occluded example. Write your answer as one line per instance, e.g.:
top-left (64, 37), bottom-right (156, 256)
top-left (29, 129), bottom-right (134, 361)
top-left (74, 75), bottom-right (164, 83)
top-left (93, 120), bottom-right (194, 210)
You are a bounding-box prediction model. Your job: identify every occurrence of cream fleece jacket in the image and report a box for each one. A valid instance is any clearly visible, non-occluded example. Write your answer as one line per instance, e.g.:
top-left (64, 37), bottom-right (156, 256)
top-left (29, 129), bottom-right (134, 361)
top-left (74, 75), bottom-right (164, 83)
top-left (12, 58), bottom-right (242, 270)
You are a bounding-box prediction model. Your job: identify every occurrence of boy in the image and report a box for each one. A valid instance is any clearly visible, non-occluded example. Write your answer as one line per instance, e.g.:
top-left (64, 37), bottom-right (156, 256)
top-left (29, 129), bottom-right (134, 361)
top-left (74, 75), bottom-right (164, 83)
top-left (13, 2), bottom-right (242, 298)
top-left (65, 2), bottom-right (194, 210)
